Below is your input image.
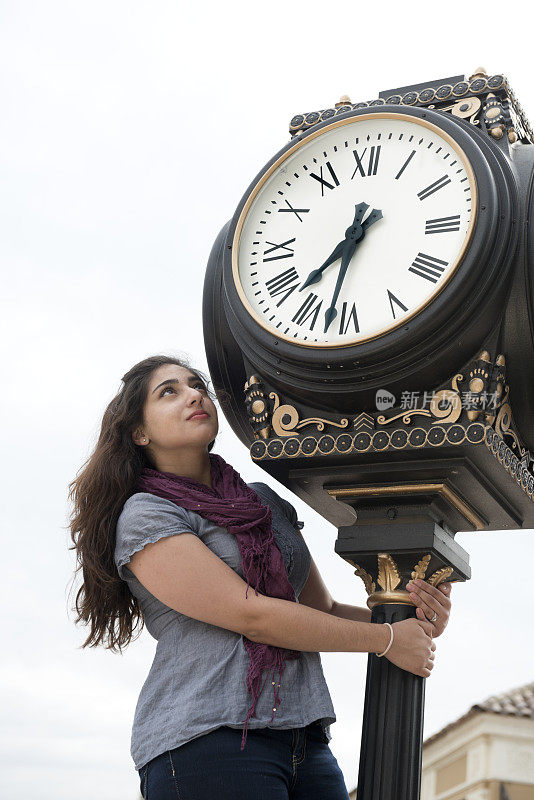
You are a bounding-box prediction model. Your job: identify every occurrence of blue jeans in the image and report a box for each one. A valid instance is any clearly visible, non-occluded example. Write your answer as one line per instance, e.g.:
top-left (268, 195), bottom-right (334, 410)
top-left (138, 720), bottom-right (350, 799)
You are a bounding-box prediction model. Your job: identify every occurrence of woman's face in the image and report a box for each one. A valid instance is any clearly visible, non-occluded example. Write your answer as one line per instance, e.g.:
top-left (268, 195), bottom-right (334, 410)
top-left (134, 364), bottom-right (219, 454)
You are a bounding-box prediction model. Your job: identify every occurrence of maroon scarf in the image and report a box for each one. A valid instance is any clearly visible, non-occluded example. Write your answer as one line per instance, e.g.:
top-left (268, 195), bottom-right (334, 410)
top-left (135, 452), bottom-right (300, 750)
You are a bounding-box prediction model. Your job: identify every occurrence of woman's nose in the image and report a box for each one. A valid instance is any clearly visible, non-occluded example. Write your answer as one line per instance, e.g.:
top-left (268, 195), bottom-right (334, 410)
top-left (187, 388), bottom-right (204, 402)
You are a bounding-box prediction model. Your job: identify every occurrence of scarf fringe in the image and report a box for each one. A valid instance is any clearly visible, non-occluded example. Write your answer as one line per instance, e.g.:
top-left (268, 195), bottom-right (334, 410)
top-left (240, 644), bottom-right (290, 751)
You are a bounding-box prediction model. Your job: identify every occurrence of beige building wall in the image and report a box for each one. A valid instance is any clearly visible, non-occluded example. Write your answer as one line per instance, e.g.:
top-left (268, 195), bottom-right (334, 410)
top-left (422, 713), bottom-right (534, 800)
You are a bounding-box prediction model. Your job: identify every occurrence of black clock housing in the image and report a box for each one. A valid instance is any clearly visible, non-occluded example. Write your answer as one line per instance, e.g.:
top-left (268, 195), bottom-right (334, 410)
top-left (215, 105), bottom-right (518, 415)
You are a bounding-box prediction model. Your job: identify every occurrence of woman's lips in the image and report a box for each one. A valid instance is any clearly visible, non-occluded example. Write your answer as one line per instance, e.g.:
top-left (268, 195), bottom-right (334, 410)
top-left (188, 412), bottom-right (209, 420)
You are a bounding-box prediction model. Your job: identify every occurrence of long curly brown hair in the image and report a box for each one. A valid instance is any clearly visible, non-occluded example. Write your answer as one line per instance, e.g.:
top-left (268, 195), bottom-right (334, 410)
top-left (67, 354), bottom-right (224, 653)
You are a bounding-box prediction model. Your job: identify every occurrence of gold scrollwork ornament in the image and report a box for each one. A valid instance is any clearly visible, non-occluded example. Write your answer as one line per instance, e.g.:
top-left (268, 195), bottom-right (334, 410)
top-left (244, 375), bottom-right (272, 439)
top-left (494, 388), bottom-right (525, 458)
top-left (269, 391), bottom-right (349, 438)
top-left (376, 373), bottom-right (464, 428)
top-left (450, 95), bottom-right (482, 122)
top-left (429, 383), bottom-right (463, 425)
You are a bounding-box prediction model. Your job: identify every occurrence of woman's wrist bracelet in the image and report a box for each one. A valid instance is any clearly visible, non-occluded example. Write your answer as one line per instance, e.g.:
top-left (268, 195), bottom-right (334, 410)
top-left (376, 623), bottom-right (394, 657)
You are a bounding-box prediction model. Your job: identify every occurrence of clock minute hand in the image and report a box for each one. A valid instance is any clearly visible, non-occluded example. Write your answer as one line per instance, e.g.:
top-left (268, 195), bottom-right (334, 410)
top-left (324, 239), bottom-right (357, 333)
top-left (323, 207), bottom-right (384, 334)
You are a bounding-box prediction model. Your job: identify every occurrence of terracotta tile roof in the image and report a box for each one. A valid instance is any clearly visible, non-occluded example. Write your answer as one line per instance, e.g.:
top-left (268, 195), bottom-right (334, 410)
top-left (424, 681), bottom-right (534, 747)
top-left (473, 682), bottom-right (534, 717)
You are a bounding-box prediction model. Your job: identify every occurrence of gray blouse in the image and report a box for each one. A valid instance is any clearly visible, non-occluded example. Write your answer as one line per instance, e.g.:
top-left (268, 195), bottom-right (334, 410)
top-left (114, 480), bottom-right (336, 772)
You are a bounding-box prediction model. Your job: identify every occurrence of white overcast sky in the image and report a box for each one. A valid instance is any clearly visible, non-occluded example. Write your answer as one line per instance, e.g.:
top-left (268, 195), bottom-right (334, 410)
top-left (1, 2), bottom-right (533, 798)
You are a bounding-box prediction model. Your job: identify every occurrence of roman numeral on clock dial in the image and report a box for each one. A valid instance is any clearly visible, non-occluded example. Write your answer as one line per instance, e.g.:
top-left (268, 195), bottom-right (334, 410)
top-left (309, 161), bottom-right (340, 195)
top-left (388, 290), bottom-right (408, 319)
top-left (339, 302), bottom-right (359, 334)
top-left (292, 293), bottom-right (323, 329)
top-left (265, 267), bottom-right (300, 307)
top-left (263, 237), bottom-right (296, 262)
top-left (409, 252), bottom-right (448, 283)
top-left (395, 149), bottom-right (416, 180)
top-left (351, 146), bottom-right (381, 179)
top-left (418, 174), bottom-right (451, 200)
top-left (425, 215), bottom-right (461, 234)
top-left (278, 199), bottom-right (310, 222)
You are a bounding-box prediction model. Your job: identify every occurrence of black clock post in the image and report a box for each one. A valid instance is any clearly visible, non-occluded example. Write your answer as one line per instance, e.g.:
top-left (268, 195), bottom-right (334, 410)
top-left (335, 509), bottom-right (471, 799)
top-left (203, 69), bottom-right (534, 798)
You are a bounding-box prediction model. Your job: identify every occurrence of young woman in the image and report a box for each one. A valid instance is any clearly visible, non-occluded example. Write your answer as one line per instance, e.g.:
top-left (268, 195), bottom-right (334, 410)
top-left (69, 354), bottom-right (452, 800)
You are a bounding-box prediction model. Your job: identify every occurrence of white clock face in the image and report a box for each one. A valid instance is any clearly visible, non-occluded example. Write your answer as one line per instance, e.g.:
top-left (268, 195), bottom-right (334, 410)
top-left (233, 113), bottom-right (477, 347)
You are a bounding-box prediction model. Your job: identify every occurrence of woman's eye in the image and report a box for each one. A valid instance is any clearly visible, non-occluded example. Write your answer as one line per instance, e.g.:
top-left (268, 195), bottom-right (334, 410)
top-left (160, 383), bottom-right (207, 397)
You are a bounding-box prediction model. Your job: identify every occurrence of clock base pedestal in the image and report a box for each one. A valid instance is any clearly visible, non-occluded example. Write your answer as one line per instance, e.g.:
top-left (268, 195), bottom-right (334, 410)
top-left (335, 518), bottom-right (469, 800)
top-left (356, 602), bottom-right (425, 800)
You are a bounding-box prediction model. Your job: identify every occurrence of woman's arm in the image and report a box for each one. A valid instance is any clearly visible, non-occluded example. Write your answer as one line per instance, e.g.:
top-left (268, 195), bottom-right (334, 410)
top-left (128, 528), bottom-right (435, 675)
top-left (249, 593), bottom-right (388, 653)
top-left (250, 594), bottom-right (435, 679)
top-left (298, 553), bottom-right (372, 623)
top-left (128, 529), bottom-right (391, 654)
top-left (330, 600), bottom-right (372, 623)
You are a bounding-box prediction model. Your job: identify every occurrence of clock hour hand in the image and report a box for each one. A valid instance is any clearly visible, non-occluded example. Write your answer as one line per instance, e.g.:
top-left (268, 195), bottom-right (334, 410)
top-left (361, 207), bottom-right (383, 231)
top-left (324, 239), bottom-right (357, 333)
top-left (299, 238), bottom-right (346, 291)
top-left (299, 202), bottom-right (370, 292)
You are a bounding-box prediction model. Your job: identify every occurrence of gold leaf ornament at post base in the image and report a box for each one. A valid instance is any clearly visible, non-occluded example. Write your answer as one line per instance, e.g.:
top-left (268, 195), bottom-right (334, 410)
top-left (368, 553), bottom-right (409, 609)
top-left (269, 391), bottom-right (350, 438)
top-left (349, 553), bottom-right (454, 609)
top-left (412, 554), bottom-right (431, 582)
top-left (427, 566), bottom-right (454, 586)
top-left (377, 553), bottom-right (401, 592)
top-left (351, 564), bottom-right (376, 596)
